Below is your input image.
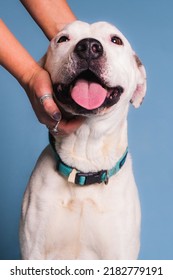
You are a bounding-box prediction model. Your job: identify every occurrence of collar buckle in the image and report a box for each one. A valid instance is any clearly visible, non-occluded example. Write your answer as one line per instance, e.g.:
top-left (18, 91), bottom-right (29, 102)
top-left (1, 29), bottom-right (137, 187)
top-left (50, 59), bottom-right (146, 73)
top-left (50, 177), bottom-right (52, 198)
top-left (75, 169), bottom-right (108, 186)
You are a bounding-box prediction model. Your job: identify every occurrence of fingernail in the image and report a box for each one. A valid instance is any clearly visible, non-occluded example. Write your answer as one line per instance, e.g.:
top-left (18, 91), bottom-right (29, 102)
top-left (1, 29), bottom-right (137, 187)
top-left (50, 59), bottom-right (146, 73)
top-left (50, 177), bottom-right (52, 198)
top-left (52, 112), bottom-right (61, 121)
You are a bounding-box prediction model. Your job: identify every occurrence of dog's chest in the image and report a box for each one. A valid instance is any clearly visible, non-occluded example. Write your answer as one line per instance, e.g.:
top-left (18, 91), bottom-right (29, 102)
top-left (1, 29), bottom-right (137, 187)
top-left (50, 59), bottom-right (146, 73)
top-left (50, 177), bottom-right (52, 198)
top-left (43, 184), bottom-right (120, 259)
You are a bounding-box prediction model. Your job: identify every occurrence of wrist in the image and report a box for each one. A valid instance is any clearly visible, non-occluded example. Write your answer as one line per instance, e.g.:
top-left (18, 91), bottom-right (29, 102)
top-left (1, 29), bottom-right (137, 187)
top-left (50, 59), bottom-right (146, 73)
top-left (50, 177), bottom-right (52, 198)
top-left (19, 61), bottom-right (42, 89)
top-left (21, 63), bottom-right (54, 102)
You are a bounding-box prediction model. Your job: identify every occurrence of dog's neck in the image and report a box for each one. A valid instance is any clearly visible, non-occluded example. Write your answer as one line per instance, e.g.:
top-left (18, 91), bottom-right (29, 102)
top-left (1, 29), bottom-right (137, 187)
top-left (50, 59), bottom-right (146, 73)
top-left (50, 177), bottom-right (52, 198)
top-left (54, 106), bottom-right (129, 173)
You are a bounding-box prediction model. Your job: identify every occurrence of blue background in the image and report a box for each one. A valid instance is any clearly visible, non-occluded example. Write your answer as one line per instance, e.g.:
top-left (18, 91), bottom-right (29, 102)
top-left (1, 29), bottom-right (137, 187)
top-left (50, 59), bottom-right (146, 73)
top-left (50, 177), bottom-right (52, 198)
top-left (0, 0), bottom-right (173, 260)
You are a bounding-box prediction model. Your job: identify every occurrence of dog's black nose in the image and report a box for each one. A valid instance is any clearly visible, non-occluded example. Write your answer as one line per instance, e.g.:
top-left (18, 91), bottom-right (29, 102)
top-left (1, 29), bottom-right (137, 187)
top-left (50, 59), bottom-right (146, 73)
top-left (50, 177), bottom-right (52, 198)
top-left (74, 38), bottom-right (103, 60)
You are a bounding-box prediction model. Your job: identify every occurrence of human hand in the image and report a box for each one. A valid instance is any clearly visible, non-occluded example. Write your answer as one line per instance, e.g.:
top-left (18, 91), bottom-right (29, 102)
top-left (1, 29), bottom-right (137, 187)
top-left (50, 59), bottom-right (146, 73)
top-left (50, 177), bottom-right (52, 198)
top-left (24, 66), bottom-right (84, 135)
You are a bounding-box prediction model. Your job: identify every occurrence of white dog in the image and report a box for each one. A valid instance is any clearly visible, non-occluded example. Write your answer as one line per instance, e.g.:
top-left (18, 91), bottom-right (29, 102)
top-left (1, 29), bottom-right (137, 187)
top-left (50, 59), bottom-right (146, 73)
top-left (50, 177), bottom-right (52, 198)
top-left (20, 21), bottom-right (146, 260)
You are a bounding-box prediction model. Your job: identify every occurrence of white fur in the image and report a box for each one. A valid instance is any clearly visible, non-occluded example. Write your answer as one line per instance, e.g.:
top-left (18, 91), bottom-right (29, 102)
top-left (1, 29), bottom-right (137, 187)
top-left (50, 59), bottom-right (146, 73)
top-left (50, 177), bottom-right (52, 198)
top-left (20, 21), bottom-right (146, 260)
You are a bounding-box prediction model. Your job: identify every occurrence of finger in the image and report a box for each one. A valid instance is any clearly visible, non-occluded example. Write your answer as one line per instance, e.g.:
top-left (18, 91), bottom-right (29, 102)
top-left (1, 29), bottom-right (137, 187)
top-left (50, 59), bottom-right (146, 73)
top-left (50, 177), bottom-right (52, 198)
top-left (41, 97), bottom-right (62, 122)
top-left (38, 113), bottom-right (57, 127)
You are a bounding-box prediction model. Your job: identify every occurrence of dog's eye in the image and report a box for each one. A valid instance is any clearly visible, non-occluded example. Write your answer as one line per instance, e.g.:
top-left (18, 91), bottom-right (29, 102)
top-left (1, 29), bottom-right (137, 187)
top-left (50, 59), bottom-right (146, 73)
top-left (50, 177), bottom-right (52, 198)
top-left (111, 36), bottom-right (123, 45)
top-left (57, 36), bottom-right (69, 43)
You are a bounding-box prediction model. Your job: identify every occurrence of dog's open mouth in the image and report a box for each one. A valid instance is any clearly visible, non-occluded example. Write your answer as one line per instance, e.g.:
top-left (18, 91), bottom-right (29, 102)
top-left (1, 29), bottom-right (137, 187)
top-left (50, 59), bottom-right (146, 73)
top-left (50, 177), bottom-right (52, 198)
top-left (53, 70), bottom-right (124, 113)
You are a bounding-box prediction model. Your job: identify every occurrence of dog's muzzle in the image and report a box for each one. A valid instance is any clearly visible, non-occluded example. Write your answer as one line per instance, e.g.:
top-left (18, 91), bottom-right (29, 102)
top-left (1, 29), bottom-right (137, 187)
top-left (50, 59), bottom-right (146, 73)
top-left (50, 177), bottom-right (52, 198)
top-left (53, 38), bottom-right (124, 115)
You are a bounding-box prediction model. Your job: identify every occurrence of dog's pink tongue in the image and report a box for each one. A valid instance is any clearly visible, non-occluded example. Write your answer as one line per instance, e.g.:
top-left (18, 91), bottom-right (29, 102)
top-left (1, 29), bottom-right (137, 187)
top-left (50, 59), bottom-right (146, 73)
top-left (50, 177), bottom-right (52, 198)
top-left (71, 79), bottom-right (107, 110)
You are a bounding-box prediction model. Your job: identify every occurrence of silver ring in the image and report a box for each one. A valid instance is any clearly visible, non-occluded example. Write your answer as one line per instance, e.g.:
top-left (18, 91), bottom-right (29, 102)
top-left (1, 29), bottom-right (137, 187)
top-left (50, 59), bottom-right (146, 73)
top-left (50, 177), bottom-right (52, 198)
top-left (51, 121), bottom-right (60, 134)
top-left (39, 94), bottom-right (53, 105)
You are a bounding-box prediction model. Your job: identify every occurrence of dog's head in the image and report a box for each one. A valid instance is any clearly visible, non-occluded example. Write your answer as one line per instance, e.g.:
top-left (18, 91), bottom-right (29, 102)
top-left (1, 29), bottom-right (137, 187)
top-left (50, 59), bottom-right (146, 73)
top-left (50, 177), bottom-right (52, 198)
top-left (43, 21), bottom-right (146, 116)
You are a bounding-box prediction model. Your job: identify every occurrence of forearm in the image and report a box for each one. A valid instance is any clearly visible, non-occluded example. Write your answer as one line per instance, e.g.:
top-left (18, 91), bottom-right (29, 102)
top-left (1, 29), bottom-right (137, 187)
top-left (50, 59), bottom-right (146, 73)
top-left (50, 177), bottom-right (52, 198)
top-left (20, 0), bottom-right (76, 40)
top-left (0, 19), bottom-right (41, 87)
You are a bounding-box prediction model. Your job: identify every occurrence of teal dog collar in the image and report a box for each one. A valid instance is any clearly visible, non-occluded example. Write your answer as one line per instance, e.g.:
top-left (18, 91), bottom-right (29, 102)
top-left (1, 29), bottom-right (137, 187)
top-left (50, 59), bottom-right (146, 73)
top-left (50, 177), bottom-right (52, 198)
top-left (49, 134), bottom-right (128, 186)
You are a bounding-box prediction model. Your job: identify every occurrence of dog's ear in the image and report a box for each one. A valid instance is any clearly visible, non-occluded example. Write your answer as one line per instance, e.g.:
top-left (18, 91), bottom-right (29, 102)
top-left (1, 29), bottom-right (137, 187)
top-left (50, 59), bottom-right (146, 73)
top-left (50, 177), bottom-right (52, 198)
top-left (130, 55), bottom-right (147, 108)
